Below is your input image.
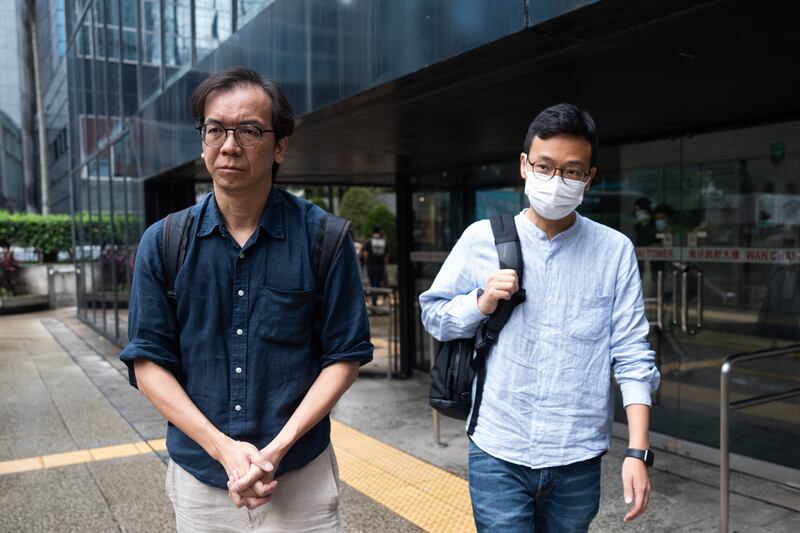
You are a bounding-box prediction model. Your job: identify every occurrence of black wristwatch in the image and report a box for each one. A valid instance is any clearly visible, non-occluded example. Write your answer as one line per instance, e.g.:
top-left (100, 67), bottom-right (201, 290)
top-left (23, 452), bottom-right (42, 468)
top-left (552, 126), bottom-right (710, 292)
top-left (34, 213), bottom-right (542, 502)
top-left (626, 448), bottom-right (655, 467)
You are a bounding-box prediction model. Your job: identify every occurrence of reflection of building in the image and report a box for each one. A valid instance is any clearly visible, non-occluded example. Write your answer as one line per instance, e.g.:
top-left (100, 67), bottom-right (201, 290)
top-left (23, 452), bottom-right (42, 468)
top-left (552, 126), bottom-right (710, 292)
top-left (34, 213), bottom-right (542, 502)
top-left (0, 112), bottom-right (24, 211)
top-left (0, 0), bottom-right (30, 211)
top-left (32, 1), bottom-right (799, 483)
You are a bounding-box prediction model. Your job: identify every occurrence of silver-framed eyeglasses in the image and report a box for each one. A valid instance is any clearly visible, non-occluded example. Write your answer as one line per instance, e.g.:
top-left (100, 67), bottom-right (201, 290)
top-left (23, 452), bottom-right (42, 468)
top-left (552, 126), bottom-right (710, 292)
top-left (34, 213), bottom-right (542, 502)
top-left (197, 123), bottom-right (275, 149)
top-left (525, 157), bottom-right (591, 188)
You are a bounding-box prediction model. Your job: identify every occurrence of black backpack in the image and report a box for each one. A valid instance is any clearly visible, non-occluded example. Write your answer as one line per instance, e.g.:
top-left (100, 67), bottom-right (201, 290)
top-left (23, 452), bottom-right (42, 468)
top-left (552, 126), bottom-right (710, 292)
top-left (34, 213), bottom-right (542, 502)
top-left (429, 215), bottom-right (526, 435)
top-left (161, 205), bottom-right (351, 307)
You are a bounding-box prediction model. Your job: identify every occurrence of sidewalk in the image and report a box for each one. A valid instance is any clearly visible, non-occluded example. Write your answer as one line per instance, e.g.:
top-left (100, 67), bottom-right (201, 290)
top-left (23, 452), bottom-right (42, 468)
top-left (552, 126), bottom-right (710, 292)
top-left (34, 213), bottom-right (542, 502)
top-left (1, 308), bottom-right (798, 532)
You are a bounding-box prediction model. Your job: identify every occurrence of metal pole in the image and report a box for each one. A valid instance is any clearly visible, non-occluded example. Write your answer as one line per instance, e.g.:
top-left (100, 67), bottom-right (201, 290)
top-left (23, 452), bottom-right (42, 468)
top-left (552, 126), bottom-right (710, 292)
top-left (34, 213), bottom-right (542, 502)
top-left (720, 361), bottom-right (732, 533)
top-left (29, 7), bottom-right (50, 214)
top-left (656, 270), bottom-right (664, 331)
top-left (386, 291), bottom-right (392, 380)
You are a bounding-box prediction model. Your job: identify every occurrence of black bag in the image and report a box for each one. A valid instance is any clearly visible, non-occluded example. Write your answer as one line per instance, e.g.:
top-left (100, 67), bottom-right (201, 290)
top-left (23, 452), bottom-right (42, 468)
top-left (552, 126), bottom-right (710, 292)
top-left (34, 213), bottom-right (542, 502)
top-left (429, 215), bottom-right (526, 435)
top-left (162, 205), bottom-right (351, 305)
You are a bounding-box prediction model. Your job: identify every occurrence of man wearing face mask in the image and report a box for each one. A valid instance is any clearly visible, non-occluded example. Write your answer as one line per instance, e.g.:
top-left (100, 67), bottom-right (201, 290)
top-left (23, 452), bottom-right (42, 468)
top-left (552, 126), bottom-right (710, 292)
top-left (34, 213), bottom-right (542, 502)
top-left (420, 103), bottom-right (660, 532)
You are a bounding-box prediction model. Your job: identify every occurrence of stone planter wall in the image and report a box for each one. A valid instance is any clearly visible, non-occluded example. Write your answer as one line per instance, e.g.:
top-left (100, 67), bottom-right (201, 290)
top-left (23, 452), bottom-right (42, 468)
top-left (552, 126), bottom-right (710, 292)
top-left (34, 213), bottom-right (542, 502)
top-left (13, 263), bottom-right (83, 307)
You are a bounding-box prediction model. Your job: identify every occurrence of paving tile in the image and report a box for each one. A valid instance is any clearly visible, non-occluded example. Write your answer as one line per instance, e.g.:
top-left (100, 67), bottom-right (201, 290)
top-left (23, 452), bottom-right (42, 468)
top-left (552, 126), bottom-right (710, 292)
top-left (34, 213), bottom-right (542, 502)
top-left (0, 467), bottom-right (119, 533)
top-left (86, 454), bottom-right (176, 533)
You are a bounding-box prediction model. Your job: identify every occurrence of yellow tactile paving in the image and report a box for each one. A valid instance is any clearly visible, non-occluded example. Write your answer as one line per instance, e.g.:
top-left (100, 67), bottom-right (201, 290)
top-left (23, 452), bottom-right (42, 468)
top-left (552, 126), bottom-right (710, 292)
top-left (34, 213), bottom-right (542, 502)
top-left (88, 443), bottom-right (143, 461)
top-left (0, 457), bottom-right (44, 475)
top-left (0, 420), bottom-right (475, 533)
top-left (147, 438), bottom-right (168, 451)
top-left (331, 420), bottom-right (475, 533)
top-left (0, 441), bottom-right (163, 475)
top-left (41, 450), bottom-right (92, 469)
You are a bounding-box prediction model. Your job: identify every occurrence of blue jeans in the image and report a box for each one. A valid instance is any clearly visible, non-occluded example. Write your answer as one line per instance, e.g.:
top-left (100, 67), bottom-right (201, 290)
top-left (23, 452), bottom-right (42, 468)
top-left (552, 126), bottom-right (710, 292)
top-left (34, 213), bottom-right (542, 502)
top-left (468, 440), bottom-right (602, 533)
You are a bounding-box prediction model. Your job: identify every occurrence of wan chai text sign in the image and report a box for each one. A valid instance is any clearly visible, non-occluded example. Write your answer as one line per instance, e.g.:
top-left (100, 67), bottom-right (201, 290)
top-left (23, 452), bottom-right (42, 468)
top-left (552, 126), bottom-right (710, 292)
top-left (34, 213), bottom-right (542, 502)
top-left (635, 247), bottom-right (800, 265)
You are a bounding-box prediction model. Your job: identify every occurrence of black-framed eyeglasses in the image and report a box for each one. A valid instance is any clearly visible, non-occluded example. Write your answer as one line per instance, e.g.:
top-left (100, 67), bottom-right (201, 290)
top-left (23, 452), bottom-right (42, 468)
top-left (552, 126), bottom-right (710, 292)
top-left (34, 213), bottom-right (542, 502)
top-left (197, 123), bottom-right (275, 149)
top-left (525, 157), bottom-right (591, 188)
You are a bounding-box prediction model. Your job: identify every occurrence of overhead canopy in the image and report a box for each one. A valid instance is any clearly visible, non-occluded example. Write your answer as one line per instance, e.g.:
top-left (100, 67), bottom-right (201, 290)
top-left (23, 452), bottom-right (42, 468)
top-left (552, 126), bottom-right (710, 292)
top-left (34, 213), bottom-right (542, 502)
top-left (280, 0), bottom-right (799, 183)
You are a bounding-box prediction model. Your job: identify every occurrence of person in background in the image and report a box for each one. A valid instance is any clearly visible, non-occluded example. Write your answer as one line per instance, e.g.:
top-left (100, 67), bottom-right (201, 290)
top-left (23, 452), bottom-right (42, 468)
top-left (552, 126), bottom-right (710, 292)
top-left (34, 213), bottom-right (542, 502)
top-left (362, 226), bottom-right (388, 305)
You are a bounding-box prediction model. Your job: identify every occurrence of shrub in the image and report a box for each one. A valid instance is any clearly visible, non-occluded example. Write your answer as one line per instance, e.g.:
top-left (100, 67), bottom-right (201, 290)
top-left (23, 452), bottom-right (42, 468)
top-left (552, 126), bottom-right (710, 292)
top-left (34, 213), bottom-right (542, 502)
top-left (339, 188), bottom-right (376, 242)
top-left (0, 210), bottom-right (141, 261)
top-left (0, 211), bottom-right (72, 258)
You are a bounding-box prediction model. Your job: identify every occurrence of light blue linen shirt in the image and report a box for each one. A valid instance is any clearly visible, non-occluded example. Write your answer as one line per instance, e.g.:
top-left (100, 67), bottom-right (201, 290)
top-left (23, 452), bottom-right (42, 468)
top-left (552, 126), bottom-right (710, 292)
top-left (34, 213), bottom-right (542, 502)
top-left (419, 211), bottom-right (660, 469)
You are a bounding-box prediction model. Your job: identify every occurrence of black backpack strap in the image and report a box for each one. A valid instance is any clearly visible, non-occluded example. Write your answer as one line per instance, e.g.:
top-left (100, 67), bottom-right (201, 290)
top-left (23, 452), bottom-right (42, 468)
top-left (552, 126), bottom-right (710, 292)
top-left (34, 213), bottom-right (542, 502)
top-left (162, 207), bottom-right (194, 304)
top-left (490, 214), bottom-right (524, 285)
top-left (467, 215), bottom-right (526, 436)
top-left (314, 214), bottom-right (352, 298)
top-left (312, 213), bottom-right (352, 344)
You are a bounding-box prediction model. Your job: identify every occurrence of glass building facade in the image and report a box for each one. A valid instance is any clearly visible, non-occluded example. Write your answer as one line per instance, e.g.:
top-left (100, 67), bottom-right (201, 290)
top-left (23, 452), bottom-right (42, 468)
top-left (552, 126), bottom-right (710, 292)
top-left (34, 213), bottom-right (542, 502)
top-left (31, 0), bottom-right (799, 480)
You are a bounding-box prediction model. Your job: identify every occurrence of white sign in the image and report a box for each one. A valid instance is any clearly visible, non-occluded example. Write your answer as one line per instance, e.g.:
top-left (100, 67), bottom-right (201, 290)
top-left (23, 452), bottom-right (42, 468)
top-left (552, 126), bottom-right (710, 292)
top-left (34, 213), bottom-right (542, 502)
top-left (410, 251), bottom-right (450, 263)
top-left (636, 247), bottom-right (800, 265)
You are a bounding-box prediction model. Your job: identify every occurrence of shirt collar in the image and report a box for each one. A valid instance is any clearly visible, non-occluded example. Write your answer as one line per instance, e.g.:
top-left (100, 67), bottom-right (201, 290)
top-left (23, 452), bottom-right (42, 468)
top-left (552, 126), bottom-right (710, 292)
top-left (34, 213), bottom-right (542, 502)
top-left (517, 209), bottom-right (584, 244)
top-left (196, 189), bottom-right (285, 240)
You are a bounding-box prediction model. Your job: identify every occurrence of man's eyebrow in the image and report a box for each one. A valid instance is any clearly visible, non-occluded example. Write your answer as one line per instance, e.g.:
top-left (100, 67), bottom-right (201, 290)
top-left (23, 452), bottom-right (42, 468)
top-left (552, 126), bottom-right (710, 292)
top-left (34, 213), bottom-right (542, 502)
top-left (531, 155), bottom-right (587, 167)
top-left (202, 118), bottom-right (266, 127)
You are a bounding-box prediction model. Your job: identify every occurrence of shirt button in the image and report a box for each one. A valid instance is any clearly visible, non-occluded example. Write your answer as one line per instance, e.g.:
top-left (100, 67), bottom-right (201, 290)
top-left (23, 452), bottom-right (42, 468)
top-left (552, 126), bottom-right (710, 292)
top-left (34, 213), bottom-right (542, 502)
top-left (239, 252), bottom-right (245, 259)
top-left (235, 367), bottom-right (242, 374)
top-left (237, 289), bottom-right (244, 297)
top-left (236, 328), bottom-right (243, 335)
top-left (234, 404), bottom-right (242, 411)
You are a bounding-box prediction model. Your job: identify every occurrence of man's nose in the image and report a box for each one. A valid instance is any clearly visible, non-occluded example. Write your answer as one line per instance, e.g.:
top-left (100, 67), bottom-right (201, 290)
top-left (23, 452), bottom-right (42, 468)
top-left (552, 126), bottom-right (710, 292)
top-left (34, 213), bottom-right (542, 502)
top-left (220, 130), bottom-right (241, 153)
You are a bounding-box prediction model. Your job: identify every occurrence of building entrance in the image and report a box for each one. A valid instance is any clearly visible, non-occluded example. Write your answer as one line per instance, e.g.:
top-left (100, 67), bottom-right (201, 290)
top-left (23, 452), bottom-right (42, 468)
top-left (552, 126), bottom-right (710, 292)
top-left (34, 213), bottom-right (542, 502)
top-left (595, 121), bottom-right (800, 472)
top-left (409, 120), bottom-right (799, 473)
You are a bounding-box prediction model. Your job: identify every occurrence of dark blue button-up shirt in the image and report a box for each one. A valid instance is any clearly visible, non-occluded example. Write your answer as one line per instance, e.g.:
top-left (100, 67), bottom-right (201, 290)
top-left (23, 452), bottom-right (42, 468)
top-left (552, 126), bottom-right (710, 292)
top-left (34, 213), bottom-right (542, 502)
top-left (120, 189), bottom-right (372, 488)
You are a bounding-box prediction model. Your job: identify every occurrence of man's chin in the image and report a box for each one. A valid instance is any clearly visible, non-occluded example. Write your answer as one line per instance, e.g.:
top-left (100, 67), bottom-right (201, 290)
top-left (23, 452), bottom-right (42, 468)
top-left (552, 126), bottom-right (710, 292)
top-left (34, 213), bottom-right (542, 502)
top-left (212, 176), bottom-right (271, 194)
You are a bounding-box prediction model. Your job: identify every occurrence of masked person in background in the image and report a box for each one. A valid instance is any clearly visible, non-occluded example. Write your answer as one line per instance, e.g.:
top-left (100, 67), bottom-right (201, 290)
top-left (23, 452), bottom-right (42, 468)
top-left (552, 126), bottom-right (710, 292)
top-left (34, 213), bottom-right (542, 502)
top-left (420, 103), bottom-right (660, 532)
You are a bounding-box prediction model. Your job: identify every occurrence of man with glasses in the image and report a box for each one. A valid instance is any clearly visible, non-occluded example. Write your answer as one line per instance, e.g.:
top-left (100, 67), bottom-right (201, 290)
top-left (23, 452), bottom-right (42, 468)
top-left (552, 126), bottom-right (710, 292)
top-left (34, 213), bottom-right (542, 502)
top-left (420, 103), bottom-right (660, 532)
top-left (121, 67), bottom-right (372, 532)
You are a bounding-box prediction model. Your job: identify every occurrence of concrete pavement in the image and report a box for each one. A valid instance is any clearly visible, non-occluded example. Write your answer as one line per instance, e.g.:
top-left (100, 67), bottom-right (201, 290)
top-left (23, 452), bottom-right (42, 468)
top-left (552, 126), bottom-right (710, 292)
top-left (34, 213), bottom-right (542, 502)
top-left (1, 308), bottom-right (798, 532)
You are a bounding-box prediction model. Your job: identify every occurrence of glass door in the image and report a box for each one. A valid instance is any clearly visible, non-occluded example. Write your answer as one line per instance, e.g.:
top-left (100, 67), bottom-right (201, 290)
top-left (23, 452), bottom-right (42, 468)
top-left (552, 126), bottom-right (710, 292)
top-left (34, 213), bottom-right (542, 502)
top-left (668, 123), bottom-right (800, 468)
top-left (600, 121), bottom-right (800, 470)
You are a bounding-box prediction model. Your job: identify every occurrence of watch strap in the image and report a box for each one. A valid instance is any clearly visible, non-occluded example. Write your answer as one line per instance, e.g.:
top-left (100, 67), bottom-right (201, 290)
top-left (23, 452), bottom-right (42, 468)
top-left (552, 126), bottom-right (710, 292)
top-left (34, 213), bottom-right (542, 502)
top-left (626, 448), bottom-right (654, 467)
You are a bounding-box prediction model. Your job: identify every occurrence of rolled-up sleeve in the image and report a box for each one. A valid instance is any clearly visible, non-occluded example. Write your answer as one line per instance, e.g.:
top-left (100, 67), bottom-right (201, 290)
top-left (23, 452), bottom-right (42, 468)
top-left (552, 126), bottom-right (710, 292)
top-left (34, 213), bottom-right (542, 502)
top-left (610, 243), bottom-right (661, 406)
top-left (318, 232), bottom-right (373, 368)
top-left (419, 223), bottom-right (486, 342)
top-left (119, 221), bottom-right (182, 387)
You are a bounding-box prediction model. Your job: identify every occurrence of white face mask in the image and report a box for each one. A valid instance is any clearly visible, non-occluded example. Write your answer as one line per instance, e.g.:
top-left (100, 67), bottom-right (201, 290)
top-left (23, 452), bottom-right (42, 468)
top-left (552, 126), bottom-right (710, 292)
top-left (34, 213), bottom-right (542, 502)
top-left (524, 170), bottom-right (586, 220)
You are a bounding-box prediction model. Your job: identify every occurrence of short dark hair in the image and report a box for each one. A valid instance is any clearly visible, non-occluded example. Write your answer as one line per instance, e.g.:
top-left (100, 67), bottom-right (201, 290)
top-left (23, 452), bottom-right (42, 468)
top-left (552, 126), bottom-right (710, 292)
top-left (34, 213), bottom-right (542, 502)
top-left (523, 103), bottom-right (598, 166)
top-left (654, 204), bottom-right (675, 219)
top-left (190, 66), bottom-right (295, 180)
top-left (634, 197), bottom-right (653, 213)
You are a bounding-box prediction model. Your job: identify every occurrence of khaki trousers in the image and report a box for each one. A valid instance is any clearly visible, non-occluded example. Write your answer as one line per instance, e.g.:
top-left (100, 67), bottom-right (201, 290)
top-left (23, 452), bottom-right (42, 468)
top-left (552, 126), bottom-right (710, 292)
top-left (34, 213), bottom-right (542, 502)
top-left (165, 444), bottom-right (342, 532)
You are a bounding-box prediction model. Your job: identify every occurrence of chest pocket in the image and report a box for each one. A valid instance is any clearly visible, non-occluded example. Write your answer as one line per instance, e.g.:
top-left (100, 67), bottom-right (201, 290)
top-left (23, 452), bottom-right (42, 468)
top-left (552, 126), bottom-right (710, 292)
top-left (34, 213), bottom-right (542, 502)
top-left (258, 286), bottom-right (315, 345)
top-left (565, 295), bottom-right (613, 341)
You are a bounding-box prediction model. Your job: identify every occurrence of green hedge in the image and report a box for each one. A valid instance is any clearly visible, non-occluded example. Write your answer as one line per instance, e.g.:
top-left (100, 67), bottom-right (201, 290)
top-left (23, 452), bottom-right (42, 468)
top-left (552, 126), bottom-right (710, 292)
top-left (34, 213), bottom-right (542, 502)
top-left (0, 211), bottom-right (72, 256)
top-left (0, 211), bottom-right (141, 258)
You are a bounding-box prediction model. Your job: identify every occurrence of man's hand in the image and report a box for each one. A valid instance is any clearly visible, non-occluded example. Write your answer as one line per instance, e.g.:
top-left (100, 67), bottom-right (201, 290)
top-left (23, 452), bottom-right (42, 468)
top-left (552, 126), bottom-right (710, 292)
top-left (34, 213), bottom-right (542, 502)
top-left (621, 457), bottom-right (651, 522)
top-left (210, 437), bottom-right (274, 509)
top-left (477, 269), bottom-right (519, 315)
top-left (227, 440), bottom-right (287, 510)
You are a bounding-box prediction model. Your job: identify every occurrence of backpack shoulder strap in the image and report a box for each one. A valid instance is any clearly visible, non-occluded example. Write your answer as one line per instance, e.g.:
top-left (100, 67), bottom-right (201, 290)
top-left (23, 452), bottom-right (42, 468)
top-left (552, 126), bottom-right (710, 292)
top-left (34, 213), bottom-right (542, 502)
top-left (313, 213), bottom-right (352, 296)
top-left (489, 214), bottom-right (523, 285)
top-left (482, 214), bottom-right (526, 341)
top-left (162, 206), bottom-right (194, 303)
top-left (468, 214), bottom-right (526, 436)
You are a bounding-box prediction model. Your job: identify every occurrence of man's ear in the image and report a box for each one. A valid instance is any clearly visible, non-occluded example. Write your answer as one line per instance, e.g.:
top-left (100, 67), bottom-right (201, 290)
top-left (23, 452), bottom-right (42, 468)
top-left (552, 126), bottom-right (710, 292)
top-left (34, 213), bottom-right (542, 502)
top-left (584, 166), bottom-right (597, 191)
top-left (519, 152), bottom-right (528, 181)
top-left (274, 137), bottom-right (289, 164)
